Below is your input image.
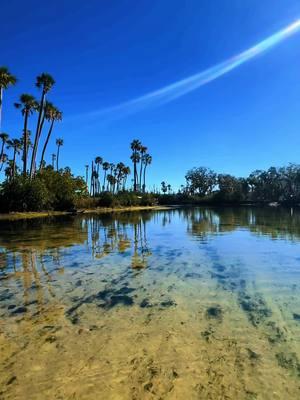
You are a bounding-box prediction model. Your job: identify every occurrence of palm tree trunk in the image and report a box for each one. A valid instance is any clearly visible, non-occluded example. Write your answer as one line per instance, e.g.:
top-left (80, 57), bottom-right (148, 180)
top-left (30, 91), bottom-right (45, 177)
top-left (139, 160), bottom-right (143, 192)
top-left (103, 171), bottom-right (107, 191)
top-left (133, 160), bottom-right (137, 191)
top-left (143, 164), bottom-right (147, 193)
top-left (12, 148), bottom-right (16, 179)
top-left (56, 144), bottom-right (60, 171)
top-left (23, 112), bottom-right (29, 176)
top-left (0, 158), bottom-right (5, 171)
top-left (85, 167), bottom-right (88, 185)
top-left (0, 140), bottom-right (5, 162)
top-left (39, 119), bottom-right (54, 170)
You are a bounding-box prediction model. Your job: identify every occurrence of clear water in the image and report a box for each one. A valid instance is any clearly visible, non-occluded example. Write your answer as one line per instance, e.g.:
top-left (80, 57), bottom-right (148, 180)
top-left (0, 207), bottom-right (300, 399)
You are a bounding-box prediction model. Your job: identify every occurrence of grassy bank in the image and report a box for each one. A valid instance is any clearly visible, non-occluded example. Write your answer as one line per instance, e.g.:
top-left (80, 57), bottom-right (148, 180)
top-left (0, 205), bottom-right (173, 221)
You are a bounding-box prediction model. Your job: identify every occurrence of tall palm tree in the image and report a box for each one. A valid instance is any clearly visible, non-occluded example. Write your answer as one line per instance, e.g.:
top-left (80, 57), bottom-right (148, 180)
top-left (95, 156), bottom-right (103, 194)
top-left (0, 67), bottom-right (17, 132)
top-left (130, 139), bottom-right (141, 191)
top-left (107, 163), bottom-right (115, 191)
top-left (14, 94), bottom-right (38, 175)
top-left (30, 73), bottom-right (55, 177)
top-left (116, 162), bottom-right (125, 192)
top-left (7, 138), bottom-right (21, 178)
top-left (0, 132), bottom-right (9, 164)
top-left (55, 138), bottom-right (63, 171)
top-left (39, 103), bottom-right (62, 170)
top-left (102, 161), bottom-right (109, 191)
top-left (142, 154), bottom-right (152, 192)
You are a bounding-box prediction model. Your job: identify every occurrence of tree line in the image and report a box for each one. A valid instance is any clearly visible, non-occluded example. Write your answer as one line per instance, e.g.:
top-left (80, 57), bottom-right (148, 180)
top-left (171, 165), bottom-right (300, 204)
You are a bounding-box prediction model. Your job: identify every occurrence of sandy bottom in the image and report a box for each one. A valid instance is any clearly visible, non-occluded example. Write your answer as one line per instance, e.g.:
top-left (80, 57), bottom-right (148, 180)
top-left (1, 269), bottom-right (300, 400)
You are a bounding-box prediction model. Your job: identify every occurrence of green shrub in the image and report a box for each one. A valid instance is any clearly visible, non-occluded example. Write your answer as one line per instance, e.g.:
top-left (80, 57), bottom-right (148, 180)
top-left (0, 176), bottom-right (50, 212)
top-left (0, 167), bottom-right (88, 212)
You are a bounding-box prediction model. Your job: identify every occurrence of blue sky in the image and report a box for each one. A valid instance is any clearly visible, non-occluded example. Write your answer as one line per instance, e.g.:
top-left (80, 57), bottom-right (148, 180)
top-left (2, 0), bottom-right (300, 190)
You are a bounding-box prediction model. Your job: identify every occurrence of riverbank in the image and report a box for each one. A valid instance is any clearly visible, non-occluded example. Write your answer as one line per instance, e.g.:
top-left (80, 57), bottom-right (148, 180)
top-left (0, 205), bottom-right (174, 221)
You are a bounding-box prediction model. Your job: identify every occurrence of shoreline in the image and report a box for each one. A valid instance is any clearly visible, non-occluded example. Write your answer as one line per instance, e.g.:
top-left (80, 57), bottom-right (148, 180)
top-left (0, 205), bottom-right (174, 221)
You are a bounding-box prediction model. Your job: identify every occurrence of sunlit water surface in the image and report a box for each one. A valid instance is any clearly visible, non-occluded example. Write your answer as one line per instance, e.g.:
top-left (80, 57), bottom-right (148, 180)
top-left (0, 207), bottom-right (300, 399)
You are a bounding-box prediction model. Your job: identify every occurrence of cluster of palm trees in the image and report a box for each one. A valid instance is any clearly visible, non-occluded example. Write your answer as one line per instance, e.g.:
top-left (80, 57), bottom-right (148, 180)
top-left (87, 158), bottom-right (131, 196)
top-left (130, 139), bottom-right (152, 192)
top-left (0, 67), bottom-right (63, 180)
top-left (87, 140), bottom-right (152, 195)
top-left (161, 181), bottom-right (172, 194)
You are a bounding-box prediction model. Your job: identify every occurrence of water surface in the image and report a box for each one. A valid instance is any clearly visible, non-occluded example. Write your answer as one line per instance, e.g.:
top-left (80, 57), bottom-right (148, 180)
top-left (0, 207), bottom-right (300, 399)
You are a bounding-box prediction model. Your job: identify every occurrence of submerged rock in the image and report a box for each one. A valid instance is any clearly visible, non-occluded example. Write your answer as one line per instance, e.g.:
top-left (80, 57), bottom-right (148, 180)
top-left (206, 305), bottom-right (223, 321)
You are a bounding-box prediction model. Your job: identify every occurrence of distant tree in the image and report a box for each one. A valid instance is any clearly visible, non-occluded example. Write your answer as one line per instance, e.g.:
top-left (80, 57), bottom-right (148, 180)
top-left (14, 94), bottom-right (38, 176)
top-left (102, 161), bottom-right (110, 191)
top-left (55, 138), bottom-right (63, 171)
top-left (51, 153), bottom-right (56, 169)
top-left (130, 139), bottom-right (141, 191)
top-left (95, 156), bottom-right (103, 194)
top-left (0, 132), bottom-right (9, 168)
top-left (0, 67), bottom-right (17, 131)
top-left (185, 167), bottom-right (217, 196)
top-left (85, 164), bottom-right (89, 186)
top-left (161, 181), bottom-right (168, 194)
top-left (7, 138), bottom-right (21, 179)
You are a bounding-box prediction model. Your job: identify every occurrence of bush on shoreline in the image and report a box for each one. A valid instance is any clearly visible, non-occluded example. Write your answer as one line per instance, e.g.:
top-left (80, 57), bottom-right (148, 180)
top-left (0, 168), bottom-right (88, 212)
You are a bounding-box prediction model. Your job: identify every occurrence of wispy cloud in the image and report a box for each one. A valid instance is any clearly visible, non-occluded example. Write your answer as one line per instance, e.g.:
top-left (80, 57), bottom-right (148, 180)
top-left (87, 20), bottom-right (300, 119)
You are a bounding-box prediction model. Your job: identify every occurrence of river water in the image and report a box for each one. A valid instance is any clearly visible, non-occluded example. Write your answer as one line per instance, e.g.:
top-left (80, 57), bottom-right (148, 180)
top-left (0, 207), bottom-right (300, 399)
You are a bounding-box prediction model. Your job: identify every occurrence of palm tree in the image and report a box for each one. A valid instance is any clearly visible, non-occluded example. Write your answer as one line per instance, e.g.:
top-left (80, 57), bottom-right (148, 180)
top-left (0, 132), bottom-right (9, 164)
top-left (95, 156), bottom-right (103, 194)
top-left (116, 162), bottom-right (125, 192)
top-left (130, 139), bottom-right (141, 191)
top-left (5, 160), bottom-right (15, 180)
top-left (107, 174), bottom-right (116, 193)
top-left (30, 73), bottom-right (55, 177)
top-left (142, 154), bottom-right (152, 192)
top-left (55, 138), bottom-right (63, 171)
top-left (14, 94), bottom-right (38, 175)
top-left (102, 161), bottom-right (109, 191)
top-left (0, 67), bottom-right (17, 132)
top-left (7, 138), bottom-right (21, 178)
top-left (139, 145), bottom-right (147, 191)
top-left (39, 103), bottom-right (62, 170)
top-left (51, 153), bottom-right (56, 169)
top-left (0, 153), bottom-right (8, 171)
top-left (122, 166), bottom-right (131, 190)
